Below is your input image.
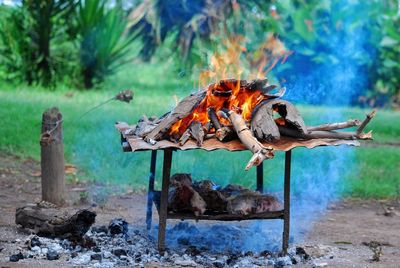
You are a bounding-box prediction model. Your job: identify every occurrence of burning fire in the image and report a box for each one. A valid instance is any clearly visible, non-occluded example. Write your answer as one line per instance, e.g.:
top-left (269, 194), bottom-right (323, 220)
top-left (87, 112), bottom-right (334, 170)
top-left (170, 34), bottom-right (291, 136)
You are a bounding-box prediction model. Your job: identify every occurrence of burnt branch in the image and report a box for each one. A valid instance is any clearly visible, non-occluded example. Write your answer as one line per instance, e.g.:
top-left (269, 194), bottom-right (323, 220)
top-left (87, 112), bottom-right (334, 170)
top-left (357, 110), bottom-right (377, 135)
top-left (188, 121), bottom-right (205, 146)
top-left (144, 90), bottom-right (206, 143)
top-left (307, 119), bottom-right (361, 131)
top-left (220, 109), bottom-right (274, 170)
top-left (207, 107), bottom-right (222, 130)
top-left (278, 126), bottom-right (373, 140)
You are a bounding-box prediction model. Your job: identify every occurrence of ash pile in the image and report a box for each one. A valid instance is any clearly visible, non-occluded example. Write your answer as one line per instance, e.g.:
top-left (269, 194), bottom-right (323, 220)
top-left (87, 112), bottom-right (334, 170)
top-left (7, 217), bottom-right (338, 267)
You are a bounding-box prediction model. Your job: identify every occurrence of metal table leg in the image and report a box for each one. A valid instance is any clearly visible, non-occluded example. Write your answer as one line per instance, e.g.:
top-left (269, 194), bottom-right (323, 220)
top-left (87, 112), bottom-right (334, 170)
top-left (256, 162), bottom-right (264, 193)
top-left (158, 149), bottom-right (173, 252)
top-left (282, 150), bottom-right (292, 254)
top-left (146, 150), bottom-right (157, 231)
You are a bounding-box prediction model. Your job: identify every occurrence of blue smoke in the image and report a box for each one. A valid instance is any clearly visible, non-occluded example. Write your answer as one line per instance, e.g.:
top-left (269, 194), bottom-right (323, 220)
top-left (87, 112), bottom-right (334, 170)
top-left (162, 1), bottom-right (371, 253)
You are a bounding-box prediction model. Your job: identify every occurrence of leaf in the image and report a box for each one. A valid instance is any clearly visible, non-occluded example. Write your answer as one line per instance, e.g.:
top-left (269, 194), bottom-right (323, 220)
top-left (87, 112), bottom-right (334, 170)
top-left (380, 36), bottom-right (399, 47)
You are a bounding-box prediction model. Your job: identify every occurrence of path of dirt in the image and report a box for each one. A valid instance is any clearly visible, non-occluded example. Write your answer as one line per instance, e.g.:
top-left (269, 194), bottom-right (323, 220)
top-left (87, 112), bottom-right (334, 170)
top-left (0, 152), bottom-right (399, 267)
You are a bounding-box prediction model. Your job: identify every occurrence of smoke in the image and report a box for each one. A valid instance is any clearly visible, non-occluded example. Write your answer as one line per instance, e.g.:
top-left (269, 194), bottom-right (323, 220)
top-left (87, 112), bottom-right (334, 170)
top-left (161, 0), bottom-right (372, 253)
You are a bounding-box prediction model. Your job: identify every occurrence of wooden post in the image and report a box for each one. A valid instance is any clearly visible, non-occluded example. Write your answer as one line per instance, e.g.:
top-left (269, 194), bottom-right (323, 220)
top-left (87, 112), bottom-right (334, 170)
top-left (282, 150), bottom-right (292, 254)
top-left (146, 150), bottom-right (157, 231)
top-left (40, 107), bottom-right (65, 206)
top-left (256, 162), bottom-right (264, 193)
top-left (158, 149), bottom-right (172, 252)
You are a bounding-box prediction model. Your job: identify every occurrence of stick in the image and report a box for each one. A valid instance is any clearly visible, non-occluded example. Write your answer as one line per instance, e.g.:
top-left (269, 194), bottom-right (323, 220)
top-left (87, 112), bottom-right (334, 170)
top-left (279, 126), bottom-right (373, 140)
top-left (220, 109), bottom-right (274, 170)
top-left (208, 107), bottom-right (236, 141)
top-left (357, 110), bottom-right (377, 135)
top-left (207, 107), bottom-right (221, 130)
top-left (307, 119), bottom-right (361, 131)
top-left (178, 129), bottom-right (191, 146)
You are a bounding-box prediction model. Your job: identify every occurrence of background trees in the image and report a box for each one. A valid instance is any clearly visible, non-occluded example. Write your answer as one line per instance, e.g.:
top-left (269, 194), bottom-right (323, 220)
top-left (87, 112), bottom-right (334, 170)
top-left (0, 0), bottom-right (398, 107)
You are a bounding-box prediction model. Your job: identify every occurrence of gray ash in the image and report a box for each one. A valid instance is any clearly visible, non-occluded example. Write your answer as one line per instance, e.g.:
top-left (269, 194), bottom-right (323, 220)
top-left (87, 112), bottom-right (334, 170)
top-left (11, 220), bottom-right (320, 267)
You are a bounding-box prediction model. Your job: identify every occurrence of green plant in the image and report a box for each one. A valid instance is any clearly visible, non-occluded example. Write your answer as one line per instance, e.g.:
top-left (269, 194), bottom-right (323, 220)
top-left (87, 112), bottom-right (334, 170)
top-left (0, 1), bottom-right (76, 87)
top-left (128, 0), bottom-right (274, 64)
top-left (77, 0), bottom-right (135, 88)
top-left (373, 4), bottom-right (400, 107)
top-left (0, 6), bottom-right (34, 83)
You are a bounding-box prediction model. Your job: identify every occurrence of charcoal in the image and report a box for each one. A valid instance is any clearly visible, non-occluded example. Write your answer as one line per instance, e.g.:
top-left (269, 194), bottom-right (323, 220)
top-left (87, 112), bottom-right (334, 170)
top-left (213, 260), bottom-right (225, 268)
top-left (28, 236), bottom-right (41, 248)
top-left (296, 247), bottom-right (310, 260)
top-left (91, 253), bottom-right (102, 261)
top-left (46, 250), bottom-right (60, 260)
top-left (109, 218), bottom-right (128, 235)
top-left (112, 248), bottom-right (127, 257)
top-left (91, 225), bottom-right (108, 234)
top-left (9, 252), bottom-right (24, 262)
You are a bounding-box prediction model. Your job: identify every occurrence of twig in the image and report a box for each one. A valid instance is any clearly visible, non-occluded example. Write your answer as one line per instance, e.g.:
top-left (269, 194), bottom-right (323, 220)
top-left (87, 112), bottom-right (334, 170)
top-left (307, 119), bottom-right (361, 131)
top-left (357, 110), bottom-right (377, 135)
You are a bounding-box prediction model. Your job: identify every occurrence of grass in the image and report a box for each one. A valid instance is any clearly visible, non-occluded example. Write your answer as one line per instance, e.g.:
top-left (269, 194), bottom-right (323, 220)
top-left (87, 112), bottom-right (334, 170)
top-left (0, 63), bottom-right (399, 198)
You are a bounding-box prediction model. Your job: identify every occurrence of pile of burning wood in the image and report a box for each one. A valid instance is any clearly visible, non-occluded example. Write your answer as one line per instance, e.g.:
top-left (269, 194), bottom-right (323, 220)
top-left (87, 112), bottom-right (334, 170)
top-left (156, 173), bottom-right (281, 216)
top-left (127, 78), bottom-right (375, 170)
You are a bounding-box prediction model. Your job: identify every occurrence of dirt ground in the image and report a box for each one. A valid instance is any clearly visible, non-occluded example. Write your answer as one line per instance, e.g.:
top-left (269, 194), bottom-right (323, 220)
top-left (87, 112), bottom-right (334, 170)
top-left (0, 152), bottom-right (399, 267)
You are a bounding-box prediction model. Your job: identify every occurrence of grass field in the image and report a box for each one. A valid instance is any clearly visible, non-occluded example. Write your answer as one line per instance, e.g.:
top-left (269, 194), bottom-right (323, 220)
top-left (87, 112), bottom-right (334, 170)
top-left (0, 64), bottom-right (399, 198)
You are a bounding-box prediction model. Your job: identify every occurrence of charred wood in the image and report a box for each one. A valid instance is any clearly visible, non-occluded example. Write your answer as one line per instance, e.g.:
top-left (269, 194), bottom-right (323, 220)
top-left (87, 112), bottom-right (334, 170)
top-left (227, 192), bottom-right (281, 215)
top-left (357, 110), bottom-right (377, 135)
top-left (16, 205), bottom-right (96, 241)
top-left (278, 126), bottom-right (373, 140)
top-left (144, 90), bottom-right (206, 143)
top-left (307, 119), bottom-right (361, 131)
top-left (168, 174), bottom-right (206, 216)
top-left (251, 101), bottom-right (280, 142)
top-left (220, 109), bottom-right (274, 170)
top-left (188, 121), bottom-right (205, 146)
top-left (192, 180), bottom-right (227, 212)
top-left (178, 129), bottom-right (191, 146)
top-left (207, 107), bottom-right (221, 130)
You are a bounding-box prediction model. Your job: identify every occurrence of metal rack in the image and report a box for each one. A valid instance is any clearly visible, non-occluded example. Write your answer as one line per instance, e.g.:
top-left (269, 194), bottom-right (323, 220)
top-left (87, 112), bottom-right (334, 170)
top-left (143, 149), bottom-right (292, 254)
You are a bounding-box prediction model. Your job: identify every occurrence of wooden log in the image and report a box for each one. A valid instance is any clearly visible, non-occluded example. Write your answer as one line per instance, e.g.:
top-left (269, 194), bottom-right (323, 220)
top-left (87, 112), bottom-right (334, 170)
top-left (207, 107), bottom-right (222, 130)
top-left (134, 115), bottom-right (158, 137)
top-left (245, 78), bottom-right (284, 97)
top-left (192, 180), bottom-right (227, 212)
top-left (220, 109), bottom-right (274, 170)
top-left (178, 128), bottom-right (191, 146)
top-left (40, 107), bottom-right (65, 206)
top-left (357, 110), bottom-right (377, 135)
top-left (251, 99), bottom-right (307, 143)
top-left (278, 126), bottom-right (373, 140)
top-left (271, 99), bottom-right (307, 133)
top-left (188, 121), bottom-right (205, 146)
top-left (307, 119), bottom-right (361, 131)
top-left (251, 100), bottom-right (280, 142)
top-left (144, 90), bottom-right (206, 143)
top-left (16, 204), bottom-right (96, 241)
top-left (168, 174), bottom-right (206, 216)
top-left (208, 107), bottom-right (236, 141)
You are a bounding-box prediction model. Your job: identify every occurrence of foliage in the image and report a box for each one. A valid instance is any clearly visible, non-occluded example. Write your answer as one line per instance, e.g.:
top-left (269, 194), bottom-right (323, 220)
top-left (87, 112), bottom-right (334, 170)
top-left (0, 1), bottom-right (76, 87)
top-left (128, 0), bottom-right (273, 64)
top-left (373, 2), bottom-right (400, 108)
top-left (0, 6), bottom-right (34, 83)
top-left (77, 0), bottom-right (136, 88)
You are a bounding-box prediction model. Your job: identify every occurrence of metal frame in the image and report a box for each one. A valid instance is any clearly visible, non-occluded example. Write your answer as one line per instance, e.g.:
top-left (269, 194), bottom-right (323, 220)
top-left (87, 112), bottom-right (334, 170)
top-left (145, 149), bottom-right (292, 254)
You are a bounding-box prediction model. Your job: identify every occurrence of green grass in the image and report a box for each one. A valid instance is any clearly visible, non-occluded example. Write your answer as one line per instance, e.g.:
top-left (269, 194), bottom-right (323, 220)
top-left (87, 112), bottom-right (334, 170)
top-left (0, 64), bottom-right (399, 198)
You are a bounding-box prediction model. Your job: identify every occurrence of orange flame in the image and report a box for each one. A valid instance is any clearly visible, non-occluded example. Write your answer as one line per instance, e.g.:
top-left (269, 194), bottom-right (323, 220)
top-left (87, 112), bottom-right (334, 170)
top-left (170, 34), bottom-right (291, 136)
